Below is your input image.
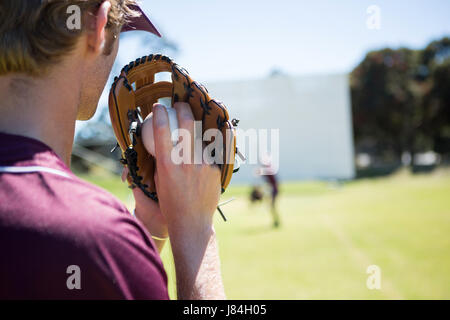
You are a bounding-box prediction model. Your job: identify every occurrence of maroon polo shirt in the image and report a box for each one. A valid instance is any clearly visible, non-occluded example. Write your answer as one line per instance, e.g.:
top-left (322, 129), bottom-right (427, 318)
top-left (0, 132), bottom-right (169, 299)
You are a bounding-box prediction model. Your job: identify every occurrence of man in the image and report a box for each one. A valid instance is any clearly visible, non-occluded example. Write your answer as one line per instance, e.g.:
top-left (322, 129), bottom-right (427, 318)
top-left (264, 172), bottom-right (280, 228)
top-left (0, 0), bottom-right (225, 299)
top-left (258, 155), bottom-right (280, 228)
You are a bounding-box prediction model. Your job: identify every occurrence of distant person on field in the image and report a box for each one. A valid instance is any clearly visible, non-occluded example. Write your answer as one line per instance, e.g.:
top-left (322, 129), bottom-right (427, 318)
top-left (257, 154), bottom-right (280, 228)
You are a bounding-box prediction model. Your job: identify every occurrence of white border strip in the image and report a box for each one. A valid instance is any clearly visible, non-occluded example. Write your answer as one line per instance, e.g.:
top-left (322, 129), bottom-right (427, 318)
top-left (0, 166), bottom-right (71, 179)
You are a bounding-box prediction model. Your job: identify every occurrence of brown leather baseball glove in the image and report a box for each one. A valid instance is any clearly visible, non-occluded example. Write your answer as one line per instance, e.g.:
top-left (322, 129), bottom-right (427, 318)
top-left (108, 54), bottom-right (238, 206)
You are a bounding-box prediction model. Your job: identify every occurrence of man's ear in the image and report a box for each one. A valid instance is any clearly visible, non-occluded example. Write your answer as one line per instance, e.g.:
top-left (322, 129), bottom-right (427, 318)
top-left (86, 1), bottom-right (111, 56)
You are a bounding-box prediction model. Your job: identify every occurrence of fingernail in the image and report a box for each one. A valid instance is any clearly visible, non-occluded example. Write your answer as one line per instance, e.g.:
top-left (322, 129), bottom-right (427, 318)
top-left (153, 104), bottom-right (168, 126)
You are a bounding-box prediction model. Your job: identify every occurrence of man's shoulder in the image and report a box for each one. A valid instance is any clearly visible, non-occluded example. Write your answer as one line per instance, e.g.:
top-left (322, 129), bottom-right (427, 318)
top-left (0, 171), bottom-right (168, 299)
top-left (53, 176), bottom-right (169, 299)
top-left (42, 173), bottom-right (152, 248)
top-left (1, 168), bottom-right (148, 253)
top-left (62, 174), bottom-right (130, 214)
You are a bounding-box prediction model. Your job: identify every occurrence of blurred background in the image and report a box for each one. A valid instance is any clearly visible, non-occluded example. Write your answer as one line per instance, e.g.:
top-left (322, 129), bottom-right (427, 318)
top-left (72, 0), bottom-right (450, 299)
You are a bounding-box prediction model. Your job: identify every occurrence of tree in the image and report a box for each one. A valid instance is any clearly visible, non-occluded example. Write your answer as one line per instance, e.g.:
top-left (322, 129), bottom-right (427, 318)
top-left (350, 37), bottom-right (450, 164)
top-left (419, 38), bottom-right (450, 156)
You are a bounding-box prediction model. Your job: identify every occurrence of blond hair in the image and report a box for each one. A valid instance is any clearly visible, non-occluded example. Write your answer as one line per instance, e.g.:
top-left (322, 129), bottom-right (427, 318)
top-left (0, 0), bottom-right (138, 76)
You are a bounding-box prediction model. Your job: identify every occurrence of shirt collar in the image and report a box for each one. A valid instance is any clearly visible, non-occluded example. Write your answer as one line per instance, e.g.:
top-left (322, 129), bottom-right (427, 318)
top-left (0, 132), bottom-right (72, 175)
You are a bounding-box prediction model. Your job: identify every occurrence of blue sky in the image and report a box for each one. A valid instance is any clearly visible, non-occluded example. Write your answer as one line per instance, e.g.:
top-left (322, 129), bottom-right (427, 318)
top-left (76, 0), bottom-right (450, 133)
top-left (131, 0), bottom-right (450, 81)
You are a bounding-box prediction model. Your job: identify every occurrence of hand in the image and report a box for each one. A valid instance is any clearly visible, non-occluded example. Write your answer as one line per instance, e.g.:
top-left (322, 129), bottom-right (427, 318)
top-left (152, 102), bottom-right (225, 299)
top-left (122, 168), bottom-right (168, 240)
top-left (152, 102), bottom-right (221, 235)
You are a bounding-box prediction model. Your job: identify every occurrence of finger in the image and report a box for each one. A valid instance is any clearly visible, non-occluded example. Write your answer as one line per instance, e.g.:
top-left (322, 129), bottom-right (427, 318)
top-left (174, 102), bottom-right (195, 162)
top-left (154, 166), bottom-right (160, 190)
top-left (174, 102), bottom-right (195, 137)
top-left (153, 104), bottom-right (173, 166)
top-left (121, 167), bottom-right (129, 182)
top-left (132, 187), bottom-right (159, 212)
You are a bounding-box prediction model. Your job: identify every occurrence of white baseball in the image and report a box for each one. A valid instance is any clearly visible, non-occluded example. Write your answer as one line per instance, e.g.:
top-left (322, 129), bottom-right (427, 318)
top-left (141, 105), bottom-right (179, 156)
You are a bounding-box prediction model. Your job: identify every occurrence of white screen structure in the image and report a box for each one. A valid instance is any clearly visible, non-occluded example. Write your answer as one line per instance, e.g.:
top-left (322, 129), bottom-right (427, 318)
top-left (205, 73), bottom-right (355, 184)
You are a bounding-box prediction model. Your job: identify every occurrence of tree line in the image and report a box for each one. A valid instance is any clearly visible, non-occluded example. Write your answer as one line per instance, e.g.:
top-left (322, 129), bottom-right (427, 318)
top-left (351, 37), bottom-right (450, 165)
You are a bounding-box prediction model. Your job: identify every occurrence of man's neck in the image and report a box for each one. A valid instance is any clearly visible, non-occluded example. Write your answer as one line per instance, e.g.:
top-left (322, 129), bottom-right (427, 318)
top-left (0, 67), bottom-right (82, 166)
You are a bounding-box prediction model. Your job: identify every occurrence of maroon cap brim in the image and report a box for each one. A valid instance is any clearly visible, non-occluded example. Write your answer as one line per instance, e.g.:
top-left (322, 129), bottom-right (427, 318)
top-left (121, 5), bottom-right (161, 37)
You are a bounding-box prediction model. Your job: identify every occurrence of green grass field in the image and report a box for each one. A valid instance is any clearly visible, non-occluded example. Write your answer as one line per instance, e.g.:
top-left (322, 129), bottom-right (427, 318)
top-left (79, 168), bottom-right (450, 299)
